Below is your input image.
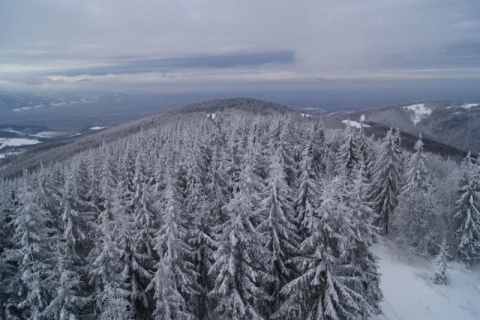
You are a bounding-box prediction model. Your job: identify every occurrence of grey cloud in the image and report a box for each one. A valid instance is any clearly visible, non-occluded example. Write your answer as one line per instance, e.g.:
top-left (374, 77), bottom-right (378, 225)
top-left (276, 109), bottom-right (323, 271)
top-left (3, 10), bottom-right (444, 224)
top-left (1, 0), bottom-right (480, 93)
top-left (47, 51), bottom-right (295, 76)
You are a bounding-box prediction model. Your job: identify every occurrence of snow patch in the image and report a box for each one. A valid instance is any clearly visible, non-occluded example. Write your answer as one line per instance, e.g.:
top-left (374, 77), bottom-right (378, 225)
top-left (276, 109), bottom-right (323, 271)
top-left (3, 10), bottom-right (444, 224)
top-left (89, 126), bottom-right (109, 131)
top-left (461, 103), bottom-right (479, 109)
top-left (68, 133), bottom-right (82, 137)
top-left (360, 114), bottom-right (366, 122)
top-left (31, 131), bottom-right (65, 138)
top-left (341, 120), bottom-right (370, 129)
top-left (404, 103), bottom-right (432, 125)
top-left (300, 113), bottom-right (311, 118)
top-left (371, 240), bottom-right (480, 320)
top-left (0, 138), bottom-right (40, 149)
top-left (12, 105), bottom-right (44, 112)
top-left (207, 113), bottom-right (216, 120)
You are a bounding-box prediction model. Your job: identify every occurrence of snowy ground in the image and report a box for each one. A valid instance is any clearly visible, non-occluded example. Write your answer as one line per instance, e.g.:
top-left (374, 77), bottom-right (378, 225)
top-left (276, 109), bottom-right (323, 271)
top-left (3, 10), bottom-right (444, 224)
top-left (403, 103), bottom-right (432, 125)
top-left (371, 239), bottom-right (480, 320)
top-left (341, 119), bottom-right (370, 129)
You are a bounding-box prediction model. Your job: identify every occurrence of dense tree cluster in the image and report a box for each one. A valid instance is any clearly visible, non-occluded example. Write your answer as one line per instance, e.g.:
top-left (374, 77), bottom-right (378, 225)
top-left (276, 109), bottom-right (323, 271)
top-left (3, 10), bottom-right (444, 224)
top-left (0, 107), bottom-right (477, 319)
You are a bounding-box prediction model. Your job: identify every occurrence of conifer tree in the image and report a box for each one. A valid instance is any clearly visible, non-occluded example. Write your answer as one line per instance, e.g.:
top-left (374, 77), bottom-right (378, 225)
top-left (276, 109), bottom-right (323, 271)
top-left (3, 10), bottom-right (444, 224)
top-left (3, 175), bottom-right (57, 319)
top-left (275, 177), bottom-right (381, 320)
top-left (368, 129), bottom-right (403, 234)
top-left (43, 241), bottom-right (90, 320)
top-left (454, 153), bottom-right (480, 266)
top-left (337, 123), bottom-right (360, 179)
top-left (209, 150), bottom-right (272, 319)
top-left (294, 127), bottom-right (323, 240)
top-left (393, 135), bottom-right (438, 254)
top-left (432, 240), bottom-right (450, 285)
top-left (257, 147), bottom-right (300, 315)
top-left (148, 168), bottom-right (198, 319)
top-left (89, 157), bottom-right (132, 319)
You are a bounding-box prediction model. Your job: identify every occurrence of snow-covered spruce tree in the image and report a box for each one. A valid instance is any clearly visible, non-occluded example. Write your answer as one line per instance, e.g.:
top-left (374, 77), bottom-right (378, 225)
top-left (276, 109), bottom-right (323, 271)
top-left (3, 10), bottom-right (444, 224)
top-left (89, 157), bottom-right (132, 319)
top-left (130, 153), bottom-right (157, 317)
top-left (356, 119), bottom-right (375, 183)
top-left (43, 240), bottom-right (90, 320)
top-left (0, 180), bottom-right (20, 319)
top-left (453, 153), bottom-right (480, 267)
top-left (393, 135), bottom-right (438, 255)
top-left (368, 128), bottom-right (403, 234)
top-left (269, 118), bottom-right (296, 188)
top-left (184, 142), bottom-right (217, 319)
top-left (275, 177), bottom-right (381, 320)
top-left (208, 147), bottom-right (272, 319)
top-left (205, 127), bottom-right (231, 227)
top-left (294, 124), bottom-right (323, 241)
top-left (432, 240), bottom-right (450, 285)
top-left (148, 167), bottom-right (198, 319)
top-left (257, 145), bottom-right (300, 316)
top-left (337, 123), bottom-right (360, 179)
top-left (344, 169), bottom-right (382, 319)
top-left (2, 174), bottom-right (57, 319)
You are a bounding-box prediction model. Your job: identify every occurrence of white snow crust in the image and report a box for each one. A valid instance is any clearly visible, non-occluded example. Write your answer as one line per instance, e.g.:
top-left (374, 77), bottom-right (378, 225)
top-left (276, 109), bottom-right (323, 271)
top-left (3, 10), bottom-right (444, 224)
top-left (403, 103), bottom-right (432, 125)
top-left (341, 120), bottom-right (370, 129)
top-left (89, 126), bottom-right (109, 130)
top-left (371, 240), bottom-right (480, 320)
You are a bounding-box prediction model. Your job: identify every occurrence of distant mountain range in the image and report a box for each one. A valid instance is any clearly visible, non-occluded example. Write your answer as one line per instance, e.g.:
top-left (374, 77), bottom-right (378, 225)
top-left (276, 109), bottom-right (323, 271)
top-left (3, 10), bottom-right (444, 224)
top-left (333, 101), bottom-right (480, 155)
top-left (0, 90), bottom-right (131, 112)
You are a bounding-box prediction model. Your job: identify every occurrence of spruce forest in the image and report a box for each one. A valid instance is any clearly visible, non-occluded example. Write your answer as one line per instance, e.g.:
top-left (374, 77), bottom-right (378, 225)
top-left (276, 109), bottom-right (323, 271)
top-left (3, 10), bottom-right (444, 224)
top-left (1, 101), bottom-right (479, 320)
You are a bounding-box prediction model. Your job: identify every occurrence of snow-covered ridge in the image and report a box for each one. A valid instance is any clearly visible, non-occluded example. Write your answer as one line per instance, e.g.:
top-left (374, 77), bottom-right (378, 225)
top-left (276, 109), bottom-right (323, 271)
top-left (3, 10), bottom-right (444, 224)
top-left (403, 103), bottom-right (432, 125)
top-left (341, 119), bottom-right (370, 129)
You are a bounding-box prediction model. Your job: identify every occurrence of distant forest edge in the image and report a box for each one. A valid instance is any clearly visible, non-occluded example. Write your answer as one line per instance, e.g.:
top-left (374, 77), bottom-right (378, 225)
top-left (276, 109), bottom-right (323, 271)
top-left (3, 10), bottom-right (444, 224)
top-left (1, 100), bottom-right (479, 319)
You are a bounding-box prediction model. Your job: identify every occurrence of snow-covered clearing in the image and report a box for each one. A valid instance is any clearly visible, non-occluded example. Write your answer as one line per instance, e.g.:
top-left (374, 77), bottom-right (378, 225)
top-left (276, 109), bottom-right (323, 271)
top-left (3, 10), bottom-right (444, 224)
top-left (341, 119), bottom-right (370, 129)
top-left (372, 240), bottom-right (480, 320)
top-left (89, 126), bottom-right (109, 130)
top-left (403, 103), bottom-right (432, 125)
top-left (31, 131), bottom-right (65, 138)
top-left (207, 113), bottom-right (216, 120)
top-left (461, 103), bottom-right (479, 109)
top-left (0, 138), bottom-right (40, 149)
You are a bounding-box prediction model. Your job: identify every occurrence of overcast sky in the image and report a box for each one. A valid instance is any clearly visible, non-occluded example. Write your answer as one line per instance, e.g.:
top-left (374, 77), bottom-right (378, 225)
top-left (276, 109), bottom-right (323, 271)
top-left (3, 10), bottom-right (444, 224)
top-left (1, 0), bottom-right (480, 97)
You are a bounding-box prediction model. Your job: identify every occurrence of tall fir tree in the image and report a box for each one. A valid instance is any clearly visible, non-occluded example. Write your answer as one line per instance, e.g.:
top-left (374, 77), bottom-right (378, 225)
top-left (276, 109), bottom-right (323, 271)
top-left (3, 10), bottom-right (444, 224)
top-left (3, 175), bottom-right (57, 319)
top-left (148, 168), bottom-right (198, 319)
top-left (453, 153), bottom-right (480, 266)
top-left (209, 149), bottom-right (272, 319)
top-left (257, 147), bottom-right (300, 316)
top-left (368, 129), bottom-right (403, 234)
top-left (393, 135), bottom-right (438, 254)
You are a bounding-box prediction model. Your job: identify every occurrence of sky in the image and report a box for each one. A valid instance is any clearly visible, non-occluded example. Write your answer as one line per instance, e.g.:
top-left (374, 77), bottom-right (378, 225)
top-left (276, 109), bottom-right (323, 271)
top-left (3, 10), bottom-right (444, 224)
top-left (1, 0), bottom-right (480, 104)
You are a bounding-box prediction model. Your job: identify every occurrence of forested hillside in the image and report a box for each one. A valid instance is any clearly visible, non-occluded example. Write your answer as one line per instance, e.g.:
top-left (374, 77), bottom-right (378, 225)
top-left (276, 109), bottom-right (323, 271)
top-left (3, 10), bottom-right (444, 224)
top-left (1, 103), bottom-right (479, 319)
